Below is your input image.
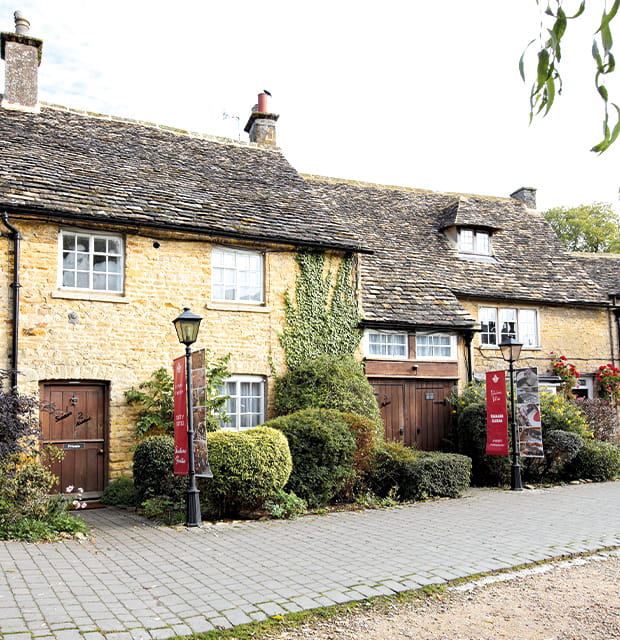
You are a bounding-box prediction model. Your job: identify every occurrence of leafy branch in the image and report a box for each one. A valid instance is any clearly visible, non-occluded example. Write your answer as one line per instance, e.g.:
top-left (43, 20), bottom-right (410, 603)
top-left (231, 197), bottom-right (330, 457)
top-left (521, 0), bottom-right (620, 152)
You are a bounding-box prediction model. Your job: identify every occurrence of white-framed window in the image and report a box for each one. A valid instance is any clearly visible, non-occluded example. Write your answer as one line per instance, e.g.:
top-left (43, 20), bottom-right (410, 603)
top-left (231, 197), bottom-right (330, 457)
top-left (365, 330), bottom-right (408, 359)
top-left (212, 247), bottom-right (264, 303)
top-left (219, 375), bottom-right (265, 430)
top-left (59, 230), bottom-right (123, 292)
top-left (479, 307), bottom-right (539, 347)
top-left (458, 229), bottom-right (491, 256)
top-left (416, 333), bottom-right (457, 359)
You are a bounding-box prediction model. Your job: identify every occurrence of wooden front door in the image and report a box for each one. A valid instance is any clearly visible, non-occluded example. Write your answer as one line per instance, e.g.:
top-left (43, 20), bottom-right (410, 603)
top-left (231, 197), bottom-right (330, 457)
top-left (40, 382), bottom-right (108, 498)
top-left (372, 381), bottom-right (406, 443)
top-left (370, 378), bottom-right (455, 451)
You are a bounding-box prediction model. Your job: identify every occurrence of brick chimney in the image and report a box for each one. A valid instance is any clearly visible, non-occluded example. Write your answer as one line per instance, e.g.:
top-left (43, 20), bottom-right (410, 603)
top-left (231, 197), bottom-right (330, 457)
top-left (510, 187), bottom-right (537, 209)
top-left (244, 91), bottom-right (279, 148)
top-left (1, 11), bottom-right (43, 111)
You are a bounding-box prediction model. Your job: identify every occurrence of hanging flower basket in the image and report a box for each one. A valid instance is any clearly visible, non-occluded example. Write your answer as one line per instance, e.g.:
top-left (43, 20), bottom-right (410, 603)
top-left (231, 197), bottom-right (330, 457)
top-left (596, 363), bottom-right (620, 403)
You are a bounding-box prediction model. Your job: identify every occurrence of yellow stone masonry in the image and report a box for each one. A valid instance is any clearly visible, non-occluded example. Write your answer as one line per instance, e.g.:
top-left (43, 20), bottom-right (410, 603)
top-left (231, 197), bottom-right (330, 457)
top-left (1, 219), bottom-right (344, 478)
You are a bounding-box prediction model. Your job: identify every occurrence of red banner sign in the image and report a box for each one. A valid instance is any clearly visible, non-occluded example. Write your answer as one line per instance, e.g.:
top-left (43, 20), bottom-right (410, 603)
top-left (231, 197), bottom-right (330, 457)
top-left (173, 356), bottom-right (189, 475)
top-left (485, 370), bottom-right (509, 456)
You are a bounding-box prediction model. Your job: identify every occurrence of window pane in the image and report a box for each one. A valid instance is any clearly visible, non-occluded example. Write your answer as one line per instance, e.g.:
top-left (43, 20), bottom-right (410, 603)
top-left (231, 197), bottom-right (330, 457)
top-left (93, 255), bottom-right (106, 272)
top-left (519, 309), bottom-right (538, 347)
top-left (211, 248), bottom-right (263, 303)
top-left (76, 272), bottom-right (89, 288)
top-left (63, 234), bottom-right (75, 251)
top-left (107, 238), bottom-right (121, 254)
top-left (93, 274), bottom-right (106, 289)
top-left (459, 229), bottom-right (474, 252)
top-left (368, 332), bottom-right (406, 357)
top-left (63, 271), bottom-right (75, 287)
top-left (93, 238), bottom-right (107, 253)
top-left (63, 252), bottom-right (75, 269)
top-left (479, 307), bottom-right (497, 345)
top-left (108, 275), bottom-right (121, 291)
top-left (474, 232), bottom-right (490, 255)
top-left (499, 308), bottom-right (517, 342)
top-left (76, 236), bottom-right (89, 252)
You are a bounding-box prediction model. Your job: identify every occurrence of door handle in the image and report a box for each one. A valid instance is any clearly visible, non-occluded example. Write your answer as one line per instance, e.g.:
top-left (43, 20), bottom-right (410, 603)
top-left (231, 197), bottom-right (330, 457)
top-left (433, 399), bottom-right (447, 406)
top-left (98, 449), bottom-right (104, 454)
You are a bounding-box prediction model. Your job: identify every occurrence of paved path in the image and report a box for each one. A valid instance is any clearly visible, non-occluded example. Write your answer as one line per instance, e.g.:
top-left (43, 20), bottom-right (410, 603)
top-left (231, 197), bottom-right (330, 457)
top-left (1, 482), bottom-right (619, 640)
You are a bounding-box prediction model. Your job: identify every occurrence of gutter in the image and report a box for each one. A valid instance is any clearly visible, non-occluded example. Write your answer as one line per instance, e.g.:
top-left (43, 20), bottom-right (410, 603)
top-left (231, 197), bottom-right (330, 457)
top-left (1, 212), bottom-right (20, 391)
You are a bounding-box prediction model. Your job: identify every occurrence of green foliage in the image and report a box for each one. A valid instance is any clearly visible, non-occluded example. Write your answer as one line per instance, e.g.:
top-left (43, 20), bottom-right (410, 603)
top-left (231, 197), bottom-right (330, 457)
top-left (264, 409), bottom-right (356, 508)
top-left (453, 401), bottom-right (511, 487)
top-left (125, 368), bottom-right (174, 438)
top-left (522, 1), bottom-right (620, 152)
top-left (540, 392), bottom-right (591, 438)
top-left (132, 435), bottom-right (186, 504)
top-left (565, 439), bottom-right (620, 481)
top-left (523, 429), bottom-right (585, 481)
top-left (575, 397), bottom-right (618, 442)
top-left (125, 353), bottom-right (231, 439)
top-left (140, 496), bottom-right (185, 525)
top-left (338, 413), bottom-right (383, 499)
top-left (0, 374), bottom-right (40, 461)
top-left (280, 251), bottom-right (361, 371)
top-left (0, 455), bottom-right (88, 541)
top-left (264, 490), bottom-right (307, 519)
top-left (367, 442), bottom-right (471, 500)
top-left (407, 452), bottom-right (472, 499)
top-left (101, 477), bottom-right (138, 507)
top-left (199, 426), bottom-right (292, 518)
top-left (543, 203), bottom-right (620, 252)
top-left (274, 355), bottom-right (382, 424)
top-left (201, 351), bottom-right (232, 432)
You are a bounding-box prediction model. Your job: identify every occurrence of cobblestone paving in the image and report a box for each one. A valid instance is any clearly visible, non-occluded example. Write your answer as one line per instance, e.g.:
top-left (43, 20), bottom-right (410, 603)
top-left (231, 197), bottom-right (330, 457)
top-left (1, 483), bottom-right (619, 639)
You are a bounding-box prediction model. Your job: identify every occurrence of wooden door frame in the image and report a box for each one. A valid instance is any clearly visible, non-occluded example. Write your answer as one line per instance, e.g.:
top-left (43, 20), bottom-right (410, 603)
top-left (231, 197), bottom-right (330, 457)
top-left (39, 379), bottom-right (110, 496)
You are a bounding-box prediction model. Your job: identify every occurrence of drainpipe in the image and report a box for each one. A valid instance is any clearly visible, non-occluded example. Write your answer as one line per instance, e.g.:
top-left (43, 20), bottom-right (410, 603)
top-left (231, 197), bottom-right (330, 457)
top-left (462, 329), bottom-right (475, 383)
top-left (1, 212), bottom-right (21, 392)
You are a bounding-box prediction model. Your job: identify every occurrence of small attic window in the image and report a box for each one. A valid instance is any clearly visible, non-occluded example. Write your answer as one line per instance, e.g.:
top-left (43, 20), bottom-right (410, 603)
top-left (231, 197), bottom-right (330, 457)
top-left (458, 229), bottom-right (491, 256)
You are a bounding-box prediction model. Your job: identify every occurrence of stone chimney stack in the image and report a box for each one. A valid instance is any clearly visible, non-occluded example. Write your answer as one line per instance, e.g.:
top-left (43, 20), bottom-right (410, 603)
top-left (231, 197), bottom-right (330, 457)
top-left (1, 11), bottom-right (43, 111)
top-left (510, 187), bottom-right (537, 209)
top-left (244, 91), bottom-right (279, 148)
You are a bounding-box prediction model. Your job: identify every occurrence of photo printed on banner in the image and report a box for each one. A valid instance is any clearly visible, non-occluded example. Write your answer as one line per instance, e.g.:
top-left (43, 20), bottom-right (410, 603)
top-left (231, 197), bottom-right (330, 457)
top-left (515, 366), bottom-right (543, 458)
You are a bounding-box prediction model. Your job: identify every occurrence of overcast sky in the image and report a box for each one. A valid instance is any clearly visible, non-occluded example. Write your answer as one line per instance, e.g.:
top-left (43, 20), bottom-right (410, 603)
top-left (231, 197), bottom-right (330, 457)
top-left (1, 1), bottom-right (619, 213)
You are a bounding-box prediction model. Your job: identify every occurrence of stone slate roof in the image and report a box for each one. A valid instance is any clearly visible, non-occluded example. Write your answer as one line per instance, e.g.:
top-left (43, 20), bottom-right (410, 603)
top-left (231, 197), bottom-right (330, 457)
top-left (0, 104), bottom-right (363, 252)
top-left (571, 253), bottom-right (620, 297)
top-left (306, 176), bottom-right (609, 328)
top-left (437, 196), bottom-right (502, 231)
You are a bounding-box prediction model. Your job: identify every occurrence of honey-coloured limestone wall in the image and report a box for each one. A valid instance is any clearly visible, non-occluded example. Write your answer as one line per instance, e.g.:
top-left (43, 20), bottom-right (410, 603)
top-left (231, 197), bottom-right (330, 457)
top-left (459, 297), bottom-right (614, 380)
top-left (0, 218), bottom-right (338, 479)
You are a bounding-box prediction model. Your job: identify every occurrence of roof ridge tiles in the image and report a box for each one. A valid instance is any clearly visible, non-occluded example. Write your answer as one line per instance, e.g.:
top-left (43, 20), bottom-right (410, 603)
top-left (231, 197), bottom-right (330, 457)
top-left (40, 102), bottom-right (281, 151)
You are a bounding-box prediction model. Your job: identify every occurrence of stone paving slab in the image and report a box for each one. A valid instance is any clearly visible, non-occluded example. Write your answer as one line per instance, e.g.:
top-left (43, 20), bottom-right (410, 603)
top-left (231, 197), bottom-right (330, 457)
top-left (1, 483), bottom-right (619, 639)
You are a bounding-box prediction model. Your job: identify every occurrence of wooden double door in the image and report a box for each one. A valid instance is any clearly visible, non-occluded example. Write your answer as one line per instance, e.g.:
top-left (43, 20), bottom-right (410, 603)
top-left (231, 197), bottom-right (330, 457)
top-left (370, 378), bottom-right (456, 450)
top-left (40, 382), bottom-right (108, 498)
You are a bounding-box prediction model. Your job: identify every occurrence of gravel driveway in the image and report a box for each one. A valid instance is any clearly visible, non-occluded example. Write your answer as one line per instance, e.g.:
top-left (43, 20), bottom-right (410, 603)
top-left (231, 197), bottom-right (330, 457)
top-left (263, 549), bottom-right (620, 640)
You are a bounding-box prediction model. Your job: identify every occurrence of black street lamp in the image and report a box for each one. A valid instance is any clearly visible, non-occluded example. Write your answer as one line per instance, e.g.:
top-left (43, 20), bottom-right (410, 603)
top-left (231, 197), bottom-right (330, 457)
top-left (499, 336), bottom-right (523, 491)
top-left (173, 307), bottom-right (203, 527)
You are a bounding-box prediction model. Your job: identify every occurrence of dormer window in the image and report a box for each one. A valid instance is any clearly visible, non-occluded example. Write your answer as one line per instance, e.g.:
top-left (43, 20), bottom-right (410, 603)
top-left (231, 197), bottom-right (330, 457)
top-left (458, 229), bottom-right (491, 256)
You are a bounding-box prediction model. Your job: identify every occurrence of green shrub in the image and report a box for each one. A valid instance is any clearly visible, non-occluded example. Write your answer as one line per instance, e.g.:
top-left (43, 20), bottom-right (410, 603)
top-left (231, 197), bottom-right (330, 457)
top-left (274, 355), bottom-right (382, 424)
top-left (540, 393), bottom-right (590, 438)
top-left (565, 439), bottom-right (620, 482)
top-left (199, 426), bottom-right (292, 518)
top-left (264, 490), bottom-right (307, 519)
top-left (0, 455), bottom-right (88, 541)
top-left (453, 402), bottom-right (510, 487)
top-left (264, 408), bottom-right (356, 507)
top-left (140, 497), bottom-right (185, 525)
top-left (407, 452), bottom-right (472, 499)
top-left (101, 477), bottom-right (138, 507)
top-left (522, 430), bottom-right (584, 481)
top-left (367, 443), bottom-right (471, 501)
top-left (339, 412), bottom-right (383, 499)
top-left (367, 441), bottom-right (418, 499)
top-left (132, 436), bottom-right (186, 504)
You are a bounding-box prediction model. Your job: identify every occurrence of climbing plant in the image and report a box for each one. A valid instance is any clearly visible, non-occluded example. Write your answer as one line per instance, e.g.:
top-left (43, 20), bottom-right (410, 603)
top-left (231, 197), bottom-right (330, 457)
top-left (280, 251), bottom-right (361, 371)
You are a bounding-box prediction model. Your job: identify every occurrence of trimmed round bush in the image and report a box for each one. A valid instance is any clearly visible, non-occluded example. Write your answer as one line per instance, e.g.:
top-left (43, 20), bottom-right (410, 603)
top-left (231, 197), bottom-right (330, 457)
top-left (367, 442), bottom-right (471, 500)
top-left (565, 439), bottom-right (620, 482)
top-left (367, 441), bottom-right (418, 499)
top-left (132, 435), bottom-right (186, 504)
top-left (198, 426), bottom-right (292, 518)
top-left (274, 355), bottom-right (382, 424)
top-left (264, 408), bottom-right (356, 507)
top-left (407, 452), bottom-right (472, 499)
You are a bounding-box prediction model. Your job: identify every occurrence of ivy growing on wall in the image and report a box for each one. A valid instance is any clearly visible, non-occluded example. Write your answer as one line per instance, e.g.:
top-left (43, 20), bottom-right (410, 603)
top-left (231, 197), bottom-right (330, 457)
top-left (280, 251), bottom-right (361, 371)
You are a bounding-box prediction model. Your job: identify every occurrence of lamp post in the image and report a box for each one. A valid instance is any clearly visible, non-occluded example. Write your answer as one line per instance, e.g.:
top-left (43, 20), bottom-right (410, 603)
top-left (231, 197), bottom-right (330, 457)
top-left (499, 337), bottom-right (523, 491)
top-left (173, 307), bottom-right (203, 527)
